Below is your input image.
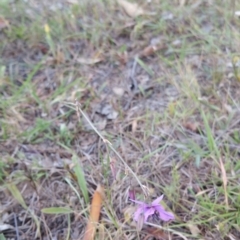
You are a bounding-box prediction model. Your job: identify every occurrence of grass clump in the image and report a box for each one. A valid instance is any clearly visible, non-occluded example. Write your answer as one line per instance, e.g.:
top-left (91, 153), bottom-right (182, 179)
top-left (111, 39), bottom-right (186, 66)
top-left (1, 0), bottom-right (240, 239)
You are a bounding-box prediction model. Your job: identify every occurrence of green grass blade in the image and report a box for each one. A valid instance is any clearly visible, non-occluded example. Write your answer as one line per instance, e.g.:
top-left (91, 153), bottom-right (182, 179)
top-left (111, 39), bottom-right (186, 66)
top-left (64, 177), bottom-right (81, 202)
top-left (66, 213), bottom-right (71, 240)
top-left (7, 183), bottom-right (41, 237)
top-left (0, 233), bottom-right (6, 240)
top-left (136, 57), bottom-right (154, 76)
top-left (201, 109), bottom-right (220, 158)
top-left (41, 207), bottom-right (73, 214)
top-left (7, 183), bottom-right (27, 209)
top-left (72, 154), bottom-right (89, 204)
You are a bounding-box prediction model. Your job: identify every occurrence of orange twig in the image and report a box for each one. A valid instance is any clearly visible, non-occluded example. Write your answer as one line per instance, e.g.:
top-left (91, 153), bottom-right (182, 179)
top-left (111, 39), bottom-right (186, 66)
top-left (83, 185), bottom-right (104, 240)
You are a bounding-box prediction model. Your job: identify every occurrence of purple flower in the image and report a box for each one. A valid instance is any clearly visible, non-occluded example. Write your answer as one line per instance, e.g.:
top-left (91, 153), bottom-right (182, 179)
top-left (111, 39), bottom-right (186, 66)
top-left (131, 195), bottom-right (175, 224)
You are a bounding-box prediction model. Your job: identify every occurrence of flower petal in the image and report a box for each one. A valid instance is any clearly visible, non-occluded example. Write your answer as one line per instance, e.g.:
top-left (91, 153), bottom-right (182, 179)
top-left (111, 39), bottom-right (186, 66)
top-left (133, 206), bottom-right (145, 222)
top-left (143, 207), bottom-right (155, 222)
top-left (136, 214), bottom-right (145, 231)
top-left (130, 199), bottom-right (147, 205)
top-left (155, 205), bottom-right (175, 221)
top-left (151, 195), bottom-right (164, 205)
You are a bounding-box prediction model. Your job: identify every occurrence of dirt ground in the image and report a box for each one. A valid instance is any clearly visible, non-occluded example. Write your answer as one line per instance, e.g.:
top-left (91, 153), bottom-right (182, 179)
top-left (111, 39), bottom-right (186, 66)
top-left (1, 1), bottom-right (240, 240)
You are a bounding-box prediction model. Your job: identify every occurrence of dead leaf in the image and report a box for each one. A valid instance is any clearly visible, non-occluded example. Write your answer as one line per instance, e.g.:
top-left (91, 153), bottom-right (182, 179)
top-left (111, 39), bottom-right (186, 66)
top-left (95, 118), bottom-right (107, 131)
top-left (228, 234), bottom-right (237, 240)
top-left (96, 103), bottom-right (119, 120)
top-left (98, 223), bottom-right (105, 240)
top-left (187, 222), bottom-right (201, 237)
top-left (139, 36), bottom-right (167, 57)
top-left (113, 87), bottom-right (125, 97)
top-left (107, 110), bottom-right (118, 120)
top-left (67, 0), bottom-right (78, 4)
top-left (77, 57), bottom-right (103, 65)
top-left (141, 45), bottom-right (157, 57)
top-left (223, 103), bottom-right (233, 114)
top-left (117, 0), bottom-right (145, 18)
top-left (172, 39), bottom-right (182, 46)
top-left (116, 51), bottom-right (128, 65)
top-left (32, 43), bottom-right (49, 54)
top-left (82, 115), bottom-right (107, 131)
top-left (179, 0), bottom-right (187, 6)
top-left (196, 189), bottom-right (210, 197)
top-left (161, 11), bottom-right (174, 20)
top-left (143, 227), bottom-right (168, 240)
top-left (0, 16), bottom-right (9, 30)
top-left (55, 46), bottom-right (65, 64)
top-left (0, 223), bottom-right (13, 232)
top-left (183, 121), bottom-right (200, 133)
top-left (131, 119), bottom-right (138, 133)
top-left (235, 11), bottom-right (240, 17)
top-left (140, 44), bottom-right (166, 57)
top-left (83, 185), bottom-right (104, 240)
top-left (123, 205), bottom-right (137, 225)
top-left (219, 158), bottom-right (228, 208)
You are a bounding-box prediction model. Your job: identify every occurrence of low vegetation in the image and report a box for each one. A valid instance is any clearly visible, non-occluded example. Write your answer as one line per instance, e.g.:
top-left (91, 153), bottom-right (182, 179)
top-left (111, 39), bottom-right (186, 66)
top-left (1, 0), bottom-right (240, 239)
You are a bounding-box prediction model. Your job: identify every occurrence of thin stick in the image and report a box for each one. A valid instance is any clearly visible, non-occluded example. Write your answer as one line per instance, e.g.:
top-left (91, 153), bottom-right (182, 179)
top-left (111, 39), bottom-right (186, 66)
top-left (75, 100), bottom-right (147, 195)
top-left (14, 213), bottom-right (20, 240)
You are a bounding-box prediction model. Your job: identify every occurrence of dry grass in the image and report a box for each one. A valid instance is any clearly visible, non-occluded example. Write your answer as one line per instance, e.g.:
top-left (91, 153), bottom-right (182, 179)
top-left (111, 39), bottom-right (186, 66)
top-left (1, 0), bottom-right (240, 239)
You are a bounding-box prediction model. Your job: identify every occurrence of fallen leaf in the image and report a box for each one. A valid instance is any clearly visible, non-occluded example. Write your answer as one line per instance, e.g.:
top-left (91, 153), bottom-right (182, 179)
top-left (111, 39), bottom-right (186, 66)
top-left (219, 158), bottom-right (228, 208)
top-left (56, 47), bottom-right (65, 63)
top-left (187, 222), bottom-right (201, 237)
top-left (196, 189), bottom-right (210, 197)
top-left (0, 224), bottom-right (13, 232)
top-left (141, 45), bottom-right (157, 57)
top-left (77, 57), bottom-right (103, 65)
top-left (223, 104), bottom-right (233, 114)
top-left (98, 223), bottom-right (105, 240)
top-left (0, 16), bottom-right (9, 30)
top-left (235, 11), bottom-right (240, 17)
top-left (32, 43), bottom-right (49, 54)
top-left (139, 36), bottom-right (167, 57)
top-left (107, 110), bottom-right (118, 120)
top-left (140, 44), bottom-right (166, 57)
top-left (95, 118), bottom-right (107, 131)
top-left (228, 233), bottom-right (238, 240)
top-left (83, 185), bottom-right (104, 240)
top-left (96, 103), bottom-right (119, 120)
top-left (172, 39), bottom-right (182, 46)
top-left (131, 119), bottom-right (138, 133)
top-left (117, 0), bottom-right (145, 18)
top-left (116, 51), bottom-right (128, 65)
top-left (113, 87), bottom-right (125, 97)
top-left (161, 11), bottom-right (174, 20)
top-left (67, 0), bottom-right (78, 4)
top-left (179, 0), bottom-right (187, 6)
top-left (122, 205), bottom-right (140, 229)
top-left (183, 121), bottom-right (200, 133)
top-left (143, 227), bottom-right (168, 240)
